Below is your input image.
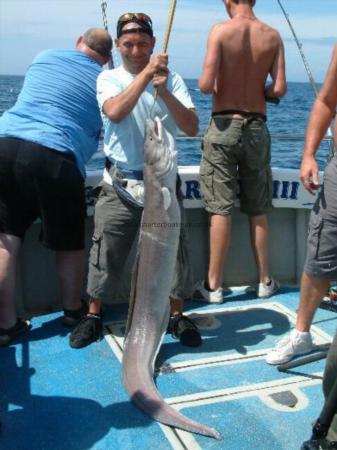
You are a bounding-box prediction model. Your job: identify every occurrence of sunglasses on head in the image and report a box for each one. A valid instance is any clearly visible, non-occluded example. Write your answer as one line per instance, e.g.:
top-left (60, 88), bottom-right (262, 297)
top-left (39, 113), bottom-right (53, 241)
top-left (117, 12), bottom-right (152, 27)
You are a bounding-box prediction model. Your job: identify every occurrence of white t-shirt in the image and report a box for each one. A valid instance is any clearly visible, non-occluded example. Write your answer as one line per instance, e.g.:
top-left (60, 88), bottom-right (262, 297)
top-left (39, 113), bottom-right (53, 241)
top-left (97, 65), bottom-right (195, 173)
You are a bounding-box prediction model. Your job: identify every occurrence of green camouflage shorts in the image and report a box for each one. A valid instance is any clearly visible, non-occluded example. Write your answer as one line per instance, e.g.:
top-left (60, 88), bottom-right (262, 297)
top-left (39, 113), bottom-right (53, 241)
top-left (199, 116), bottom-right (273, 216)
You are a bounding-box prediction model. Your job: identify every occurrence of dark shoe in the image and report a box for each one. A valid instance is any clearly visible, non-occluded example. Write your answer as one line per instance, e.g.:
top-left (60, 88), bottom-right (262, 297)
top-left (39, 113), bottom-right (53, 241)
top-left (69, 314), bottom-right (102, 349)
top-left (0, 318), bottom-right (32, 346)
top-left (168, 314), bottom-right (202, 347)
top-left (301, 439), bottom-right (337, 449)
top-left (63, 300), bottom-right (88, 327)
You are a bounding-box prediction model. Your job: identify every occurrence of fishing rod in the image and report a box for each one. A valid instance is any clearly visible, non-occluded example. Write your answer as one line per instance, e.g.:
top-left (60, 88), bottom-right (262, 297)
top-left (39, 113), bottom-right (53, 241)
top-left (100, 0), bottom-right (114, 69)
top-left (150, 0), bottom-right (177, 117)
top-left (162, 0), bottom-right (177, 54)
top-left (276, 0), bottom-right (334, 157)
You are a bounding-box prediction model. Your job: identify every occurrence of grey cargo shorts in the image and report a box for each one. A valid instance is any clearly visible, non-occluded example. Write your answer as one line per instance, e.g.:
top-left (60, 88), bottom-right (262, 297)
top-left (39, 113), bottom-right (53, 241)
top-left (304, 154), bottom-right (337, 279)
top-left (87, 180), bottom-right (194, 302)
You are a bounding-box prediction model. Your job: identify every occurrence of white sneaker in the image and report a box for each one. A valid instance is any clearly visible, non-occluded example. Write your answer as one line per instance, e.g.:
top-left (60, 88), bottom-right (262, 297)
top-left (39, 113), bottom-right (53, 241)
top-left (193, 280), bottom-right (224, 304)
top-left (266, 329), bottom-right (313, 365)
top-left (258, 278), bottom-right (280, 298)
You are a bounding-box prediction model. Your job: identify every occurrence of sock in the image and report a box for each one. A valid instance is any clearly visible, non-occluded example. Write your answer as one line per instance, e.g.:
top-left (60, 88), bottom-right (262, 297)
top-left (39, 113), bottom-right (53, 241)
top-left (87, 313), bottom-right (101, 319)
top-left (292, 328), bottom-right (310, 337)
top-left (170, 313), bottom-right (182, 319)
top-left (204, 280), bottom-right (214, 292)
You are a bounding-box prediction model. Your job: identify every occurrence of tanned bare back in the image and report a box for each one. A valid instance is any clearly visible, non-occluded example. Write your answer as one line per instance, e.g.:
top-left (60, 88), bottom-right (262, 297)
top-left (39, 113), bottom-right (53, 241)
top-left (199, 0), bottom-right (286, 115)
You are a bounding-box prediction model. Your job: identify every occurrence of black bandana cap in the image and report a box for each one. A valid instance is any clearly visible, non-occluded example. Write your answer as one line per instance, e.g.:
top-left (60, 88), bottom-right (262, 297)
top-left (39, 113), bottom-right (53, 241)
top-left (117, 19), bottom-right (153, 39)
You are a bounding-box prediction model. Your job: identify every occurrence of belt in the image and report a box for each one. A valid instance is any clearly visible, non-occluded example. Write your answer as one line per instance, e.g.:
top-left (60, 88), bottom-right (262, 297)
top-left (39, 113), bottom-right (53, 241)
top-left (211, 109), bottom-right (267, 122)
top-left (105, 158), bottom-right (143, 180)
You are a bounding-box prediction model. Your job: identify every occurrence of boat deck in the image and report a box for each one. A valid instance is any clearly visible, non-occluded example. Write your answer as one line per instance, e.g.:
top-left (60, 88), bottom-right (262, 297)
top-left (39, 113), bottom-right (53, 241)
top-left (2, 287), bottom-right (337, 450)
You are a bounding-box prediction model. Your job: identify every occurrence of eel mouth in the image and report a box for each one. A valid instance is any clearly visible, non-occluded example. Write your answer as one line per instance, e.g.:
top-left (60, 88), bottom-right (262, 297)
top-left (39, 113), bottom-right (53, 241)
top-left (148, 116), bottom-right (167, 143)
top-left (154, 117), bottom-right (163, 141)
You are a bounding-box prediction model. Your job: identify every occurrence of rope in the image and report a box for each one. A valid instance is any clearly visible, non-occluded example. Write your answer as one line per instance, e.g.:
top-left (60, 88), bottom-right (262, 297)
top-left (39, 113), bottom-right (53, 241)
top-left (150, 0), bottom-right (178, 117)
top-left (276, 0), bottom-right (334, 159)
top-left (100, 0), bottom-right (114, 69)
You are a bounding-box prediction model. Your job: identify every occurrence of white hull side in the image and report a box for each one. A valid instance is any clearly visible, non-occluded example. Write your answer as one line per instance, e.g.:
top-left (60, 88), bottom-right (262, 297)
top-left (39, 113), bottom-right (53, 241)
top-left (16, 167), bottom-right (318, 317)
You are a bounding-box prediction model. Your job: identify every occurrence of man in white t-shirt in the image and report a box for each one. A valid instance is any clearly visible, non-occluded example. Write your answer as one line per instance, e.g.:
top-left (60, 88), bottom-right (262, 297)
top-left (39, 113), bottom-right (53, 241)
top-left (70, 12), bottom-right (201, 348)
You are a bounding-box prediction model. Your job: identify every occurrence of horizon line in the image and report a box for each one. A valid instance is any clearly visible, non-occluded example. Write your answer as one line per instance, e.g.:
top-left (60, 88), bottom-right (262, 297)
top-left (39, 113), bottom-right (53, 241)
top-left (0, 74), bottom-right (324, 85)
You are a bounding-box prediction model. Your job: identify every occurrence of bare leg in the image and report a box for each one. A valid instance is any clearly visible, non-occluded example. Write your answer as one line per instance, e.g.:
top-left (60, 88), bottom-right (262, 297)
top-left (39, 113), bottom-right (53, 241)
top-left (296, 272), bottom-right (330, 332)
top-left (207, 214), bottom-right (231, 290)
top-left (55, 250), bottom-right (85, 311)
top-left (0, 233), bottom-right (22, 328)
top-left (170, 297), bottom-right (183, 316)
top-left (168, 296), bottom-right (201, 346)
top-left (249, 214), bottom-right (270, 283)
top-left (88, 298), bottom-right (102, 315)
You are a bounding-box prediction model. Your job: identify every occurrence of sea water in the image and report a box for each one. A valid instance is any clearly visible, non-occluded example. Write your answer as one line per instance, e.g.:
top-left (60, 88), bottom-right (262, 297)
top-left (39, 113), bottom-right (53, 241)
top-left (0, 75), bottom-right (331, 172)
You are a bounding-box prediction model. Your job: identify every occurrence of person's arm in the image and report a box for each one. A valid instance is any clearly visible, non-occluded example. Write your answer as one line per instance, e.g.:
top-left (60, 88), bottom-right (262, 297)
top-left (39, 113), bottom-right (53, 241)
top-left (158, 91), bottom-right (198, 136)
top-left (264, 33), bottom-right (287, 100)
top-left (103, 54), bottom-right (168, 123)
top-left (198, 24), bottom-right (221, 94)
top-left (300, 45), bottom-right (337, 193)
top-left (154, 70), bottom-right (199, 137)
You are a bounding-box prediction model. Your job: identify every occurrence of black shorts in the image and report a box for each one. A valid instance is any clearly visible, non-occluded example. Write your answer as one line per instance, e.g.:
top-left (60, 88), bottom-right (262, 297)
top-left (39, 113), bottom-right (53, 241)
top-left (0, 137), bottom-right (86, 250)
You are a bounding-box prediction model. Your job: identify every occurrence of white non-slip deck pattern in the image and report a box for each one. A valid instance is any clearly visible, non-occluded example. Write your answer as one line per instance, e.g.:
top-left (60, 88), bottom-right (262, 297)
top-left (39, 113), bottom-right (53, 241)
top-left (2, 289), bottom-right (336, 450)
top-left (104, 299), bottom-right (335, 449)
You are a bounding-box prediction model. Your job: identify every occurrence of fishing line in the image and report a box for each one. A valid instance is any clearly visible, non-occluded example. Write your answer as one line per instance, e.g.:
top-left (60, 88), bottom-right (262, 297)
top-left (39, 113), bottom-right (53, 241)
top-left (150, 0), bottom-right (178, 118)
top-left (277, 0), bottom-right (334, 159)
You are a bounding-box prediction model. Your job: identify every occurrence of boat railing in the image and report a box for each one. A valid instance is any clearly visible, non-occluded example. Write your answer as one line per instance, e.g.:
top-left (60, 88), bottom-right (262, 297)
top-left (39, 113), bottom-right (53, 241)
top-left (176, 134), bottom-right (334, 142)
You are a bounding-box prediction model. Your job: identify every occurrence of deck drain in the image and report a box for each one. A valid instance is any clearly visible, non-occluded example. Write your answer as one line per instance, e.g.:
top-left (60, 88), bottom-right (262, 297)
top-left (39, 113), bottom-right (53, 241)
top-left (269, 390), bottom-right (298, 408)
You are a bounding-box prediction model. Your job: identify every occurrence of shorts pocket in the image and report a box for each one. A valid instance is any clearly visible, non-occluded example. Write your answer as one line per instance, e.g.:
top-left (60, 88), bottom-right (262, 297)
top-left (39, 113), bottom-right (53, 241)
top-left (199, 160), bottom-right (215, 202)
top-left (307, 214), bottom-right (324, 259)
top-left (89, 232), bottom-right (102, 267)
top-left (211, 118), bottom-right (242, 146)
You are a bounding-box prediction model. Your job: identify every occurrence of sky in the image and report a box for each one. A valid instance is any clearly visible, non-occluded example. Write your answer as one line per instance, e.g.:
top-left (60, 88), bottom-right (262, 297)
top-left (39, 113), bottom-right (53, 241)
top-left (1, 0), bottom-right (337, 82)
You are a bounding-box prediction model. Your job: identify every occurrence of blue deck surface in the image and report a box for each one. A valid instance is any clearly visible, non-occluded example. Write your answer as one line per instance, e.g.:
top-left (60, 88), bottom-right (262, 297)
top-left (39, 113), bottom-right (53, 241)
top-left (1, 287), bottom-right (336, 450)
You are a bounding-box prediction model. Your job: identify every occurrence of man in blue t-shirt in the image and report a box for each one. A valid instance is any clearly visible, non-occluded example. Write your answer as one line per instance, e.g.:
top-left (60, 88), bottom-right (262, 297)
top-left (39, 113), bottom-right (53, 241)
top-left (70, 13), bottom-right (202, 349)
top-left (0, 28), bottom-right (112, 346)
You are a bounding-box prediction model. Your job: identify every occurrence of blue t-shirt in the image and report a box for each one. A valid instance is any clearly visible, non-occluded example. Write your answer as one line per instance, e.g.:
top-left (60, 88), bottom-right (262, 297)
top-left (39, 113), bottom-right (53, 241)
top-left (0, 49), bottom-right (103, 178)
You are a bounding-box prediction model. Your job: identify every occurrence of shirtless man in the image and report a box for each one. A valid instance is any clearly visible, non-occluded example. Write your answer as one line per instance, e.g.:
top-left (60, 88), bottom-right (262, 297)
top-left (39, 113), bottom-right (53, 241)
top-left (196, 0), bottom-right (287, 303)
